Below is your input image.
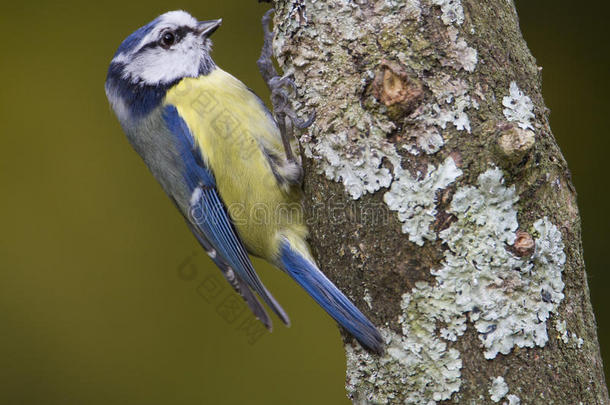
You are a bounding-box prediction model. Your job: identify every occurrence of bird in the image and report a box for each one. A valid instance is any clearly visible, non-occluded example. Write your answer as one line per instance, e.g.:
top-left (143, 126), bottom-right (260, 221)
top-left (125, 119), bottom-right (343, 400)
top-left (104, 10), bottom-right (383, 353)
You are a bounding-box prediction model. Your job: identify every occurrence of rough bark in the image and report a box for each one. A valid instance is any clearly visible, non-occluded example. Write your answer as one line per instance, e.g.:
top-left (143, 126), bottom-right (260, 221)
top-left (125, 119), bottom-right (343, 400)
top-left (268, 0), bottom-right (608, 403)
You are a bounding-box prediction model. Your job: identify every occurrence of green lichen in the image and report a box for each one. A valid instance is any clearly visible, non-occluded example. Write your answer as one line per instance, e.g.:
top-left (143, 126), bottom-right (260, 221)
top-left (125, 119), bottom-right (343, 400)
top-left (274, 0), bottom-right (480, 200)
top-left (503, 81), bottom-right (535, 131)
top-left (431, 0), bottom-right (465, 25)
top-left (345, 168), bottom-right (566, 402)
top-left (384, 157), bottom-right (462, 245)
top-left (554, 319), bottom-right (584, 348)
top-left (346, 326), bottom-right (462, 404)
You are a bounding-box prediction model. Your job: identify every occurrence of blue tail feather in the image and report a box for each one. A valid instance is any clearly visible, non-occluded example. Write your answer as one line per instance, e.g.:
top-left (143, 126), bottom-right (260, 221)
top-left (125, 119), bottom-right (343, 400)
top-left (279, 240), bottom-right (384, 354)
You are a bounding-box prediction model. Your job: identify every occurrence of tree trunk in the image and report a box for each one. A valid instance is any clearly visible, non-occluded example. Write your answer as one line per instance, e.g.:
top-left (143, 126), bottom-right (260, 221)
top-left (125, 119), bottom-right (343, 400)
top-left (269, 0), bottom-right (608, 403)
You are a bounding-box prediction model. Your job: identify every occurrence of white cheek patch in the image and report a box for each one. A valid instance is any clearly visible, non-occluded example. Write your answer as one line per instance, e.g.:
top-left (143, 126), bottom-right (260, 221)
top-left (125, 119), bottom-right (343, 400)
top-left (122, 36), bottom-right (203, 85)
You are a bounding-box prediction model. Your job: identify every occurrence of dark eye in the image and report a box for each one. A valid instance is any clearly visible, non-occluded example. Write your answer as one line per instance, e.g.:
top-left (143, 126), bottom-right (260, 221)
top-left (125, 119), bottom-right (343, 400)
top-left (160, 32), bottom-right (175, 48)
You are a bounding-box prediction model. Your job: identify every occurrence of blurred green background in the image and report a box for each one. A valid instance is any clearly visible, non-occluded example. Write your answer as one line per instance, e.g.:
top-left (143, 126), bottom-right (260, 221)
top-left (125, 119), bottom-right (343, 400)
top-left (0, 1), bottom-right (607, 404)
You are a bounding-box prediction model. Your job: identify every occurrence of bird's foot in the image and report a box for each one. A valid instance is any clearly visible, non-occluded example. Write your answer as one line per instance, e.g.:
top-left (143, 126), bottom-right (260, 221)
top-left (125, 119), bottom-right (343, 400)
top-left (257, 9), bottom-right (315, 164)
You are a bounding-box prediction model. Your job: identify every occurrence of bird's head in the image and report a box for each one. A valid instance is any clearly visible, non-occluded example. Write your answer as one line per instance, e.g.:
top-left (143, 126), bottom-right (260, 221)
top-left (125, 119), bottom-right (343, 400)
top-left (105, 11), bottom-right (221, 122)
top-left (108, 10), bottom-right (221, 86)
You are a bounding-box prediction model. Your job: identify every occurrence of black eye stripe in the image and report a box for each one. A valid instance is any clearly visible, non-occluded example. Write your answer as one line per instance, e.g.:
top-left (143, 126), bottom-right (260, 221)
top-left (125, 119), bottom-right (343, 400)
top-left (135, 26), bottom-right (197, 53)
top-left (174, 26), bottom-right (196, 40)
top-left (161, 26), bottom-right (196, 44)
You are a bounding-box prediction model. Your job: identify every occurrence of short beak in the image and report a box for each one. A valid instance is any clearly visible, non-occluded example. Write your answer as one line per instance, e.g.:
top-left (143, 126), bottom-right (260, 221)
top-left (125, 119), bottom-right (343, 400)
top-left (197, 19), bottom-right (222, 37)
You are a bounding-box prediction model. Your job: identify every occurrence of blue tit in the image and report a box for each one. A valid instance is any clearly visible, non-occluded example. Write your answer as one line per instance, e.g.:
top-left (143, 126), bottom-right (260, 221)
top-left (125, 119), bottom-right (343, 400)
top-left (104, 10), bottom-right (383, 353)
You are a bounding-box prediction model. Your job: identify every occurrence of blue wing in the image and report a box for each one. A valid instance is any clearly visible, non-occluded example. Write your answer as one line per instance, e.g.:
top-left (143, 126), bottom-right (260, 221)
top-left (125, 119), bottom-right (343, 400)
top-left (183, 219), bottom-right (274, 330)
top-left (163, 105), bottom-right (290, 328)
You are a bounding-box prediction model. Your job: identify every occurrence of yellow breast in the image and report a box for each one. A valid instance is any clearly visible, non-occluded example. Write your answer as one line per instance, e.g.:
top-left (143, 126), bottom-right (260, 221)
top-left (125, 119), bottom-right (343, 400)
top-left (164, 69), bottom-right (306, 259)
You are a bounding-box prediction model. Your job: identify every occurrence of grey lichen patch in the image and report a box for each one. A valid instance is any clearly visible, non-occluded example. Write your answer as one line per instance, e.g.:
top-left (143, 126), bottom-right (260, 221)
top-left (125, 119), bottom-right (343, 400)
top-left (274, 0), bottom-right (480, 196)
top-left (375, 0), bottom-right (422, 15)
top-left (416, 75), bottom-right (476, 134)
top-left (555, 319), bottom-right (569, 343)
top-left (489, 376), bottom-right (521, 404)
top-left (431, 0), bottom-right (465, 25)
top-left (502, 81), bottom-right (535, 130)
top-left (426, 0), bottom-right (478, 72)
top-left (428, 0), bottom-right (478, 73)
top-left (402, 281), bottom-right (467, 343)
top-left (274, 0), bottom-right (420, 200)
top-left (308, 130), bottom-right (401, 200)
top-left (490, 378), bottom-right (509, 402)
top-left (403, 76), bottom-right (477, 155)
top-left (402, 126), bottom-right (444, 155)
top-left (356, 168), bottom-right (565, 403)
top-left (489, 376), bottom-right (509, 402)
top-left (383, 157), bottom-right (462, 245)
top-left (441, 26), bottom-right (478, 72)
top-left (554, 319), bottom-right (584, 348)
top-left (504, 394), bottom-right (521, 405)
top-left (416, 98), bottom-right (472, 134)
top-left (363, 288), bottom-right (373, 310)
top-left (346, 169), bottom-right (566, 402)
top-left (435, 170), bottom-right (566, 359)
top-left (346, 327), bottom-right (462, 404)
